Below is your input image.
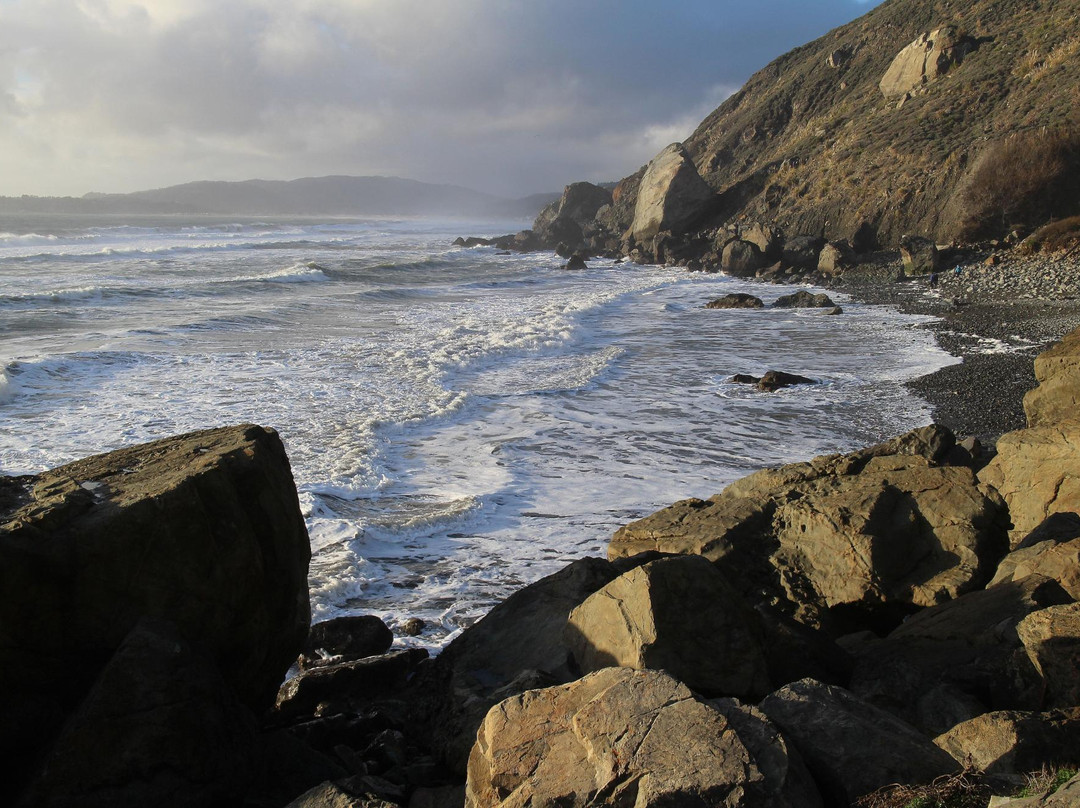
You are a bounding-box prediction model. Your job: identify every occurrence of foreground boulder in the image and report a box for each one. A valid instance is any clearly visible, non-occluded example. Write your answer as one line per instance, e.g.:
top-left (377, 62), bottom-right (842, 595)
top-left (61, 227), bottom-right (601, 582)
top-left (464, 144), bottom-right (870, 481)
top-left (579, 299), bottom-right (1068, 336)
top-left (760, 679), bottom-right (960, 806)
top-left (466, 668), bottom-right (822, 808)
top-left (564, 555), bottom-right (770, 699)
top-left (933, 708), bottom-right (1080, 776)
top-left (610, 425), bottom-right (1009, 633)
top-left (0, 424), bottom-right (311, 805)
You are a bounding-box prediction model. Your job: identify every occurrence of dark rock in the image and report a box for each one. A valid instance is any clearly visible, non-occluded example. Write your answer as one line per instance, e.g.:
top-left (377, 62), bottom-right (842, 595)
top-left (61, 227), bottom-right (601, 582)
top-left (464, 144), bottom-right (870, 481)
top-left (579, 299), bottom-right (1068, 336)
top-left (19, 618), bottom-right (257, 808)
top-left (722, 239), bottom-right (765, 277)
top-left (900, 235), bottom-right (940, 276)
top-left (823, 306), bottom-right (844, 315)
top-left (401, 618), bottom-right (426, 637)
top-left (743, 222), bottom-right (785, 259)
top-left (552, 182), bottom-right (613, 228)
top-left (757, 370), bottom-right (816, 392)
top-left (1016, 604), bottom-right (1080, 709)
top-left (706, 293), bottom-right (765, 309)
top-left (760, 679), bottom-right (960, 806)
top-left (773, 290), bottom-right (836, 309)
top-left (301, 616), bottom-right (394, 671)
top-left (564, 253), bottom-right (588, 270)
top-left (851, 222), bottom-right (878, 254)
top-left (781, 236), bottom-right (824, 270)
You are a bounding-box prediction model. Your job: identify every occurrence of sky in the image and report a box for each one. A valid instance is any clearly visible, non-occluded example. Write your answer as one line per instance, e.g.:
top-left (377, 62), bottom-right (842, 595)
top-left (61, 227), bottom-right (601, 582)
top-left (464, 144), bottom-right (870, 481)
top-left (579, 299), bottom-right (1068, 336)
top-left (0, 0), bottom-right (883, 199)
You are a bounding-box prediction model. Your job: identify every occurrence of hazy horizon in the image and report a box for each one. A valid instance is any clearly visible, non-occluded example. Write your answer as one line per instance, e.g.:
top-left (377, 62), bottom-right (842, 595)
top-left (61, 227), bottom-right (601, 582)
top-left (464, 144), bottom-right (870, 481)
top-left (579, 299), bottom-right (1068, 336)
top-left (1, 0), bottom-right (882, 199)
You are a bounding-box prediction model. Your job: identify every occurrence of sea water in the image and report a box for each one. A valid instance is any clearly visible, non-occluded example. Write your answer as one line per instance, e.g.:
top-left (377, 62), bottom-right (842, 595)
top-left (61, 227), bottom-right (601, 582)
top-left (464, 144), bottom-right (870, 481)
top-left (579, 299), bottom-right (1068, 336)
top-left (0, 215), bottom-right (956, 648)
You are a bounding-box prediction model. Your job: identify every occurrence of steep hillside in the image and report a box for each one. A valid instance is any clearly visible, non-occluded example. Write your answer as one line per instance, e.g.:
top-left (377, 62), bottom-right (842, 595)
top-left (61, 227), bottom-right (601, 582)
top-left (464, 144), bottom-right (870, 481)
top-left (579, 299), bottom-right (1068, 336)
top-left (613, 0), bottom-right (1080, 249)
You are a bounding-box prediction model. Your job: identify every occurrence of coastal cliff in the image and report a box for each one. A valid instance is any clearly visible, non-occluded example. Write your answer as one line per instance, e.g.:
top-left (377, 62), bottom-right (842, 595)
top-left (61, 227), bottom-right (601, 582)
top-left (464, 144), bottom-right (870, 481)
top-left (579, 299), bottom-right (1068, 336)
top-left (4, 327), bottom-right (1080, 807)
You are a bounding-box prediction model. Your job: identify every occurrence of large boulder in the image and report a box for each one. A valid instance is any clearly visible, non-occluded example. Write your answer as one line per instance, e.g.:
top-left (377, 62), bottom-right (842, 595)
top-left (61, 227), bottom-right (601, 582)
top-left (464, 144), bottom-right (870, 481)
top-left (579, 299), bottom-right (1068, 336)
top-left (18, 618), bottom-right (257, 808)
top-left (465, 668), bottom-right (822, 808)
top-left (980, 326), bottom-right (1080, 546)
top-left (300, 615), bottom-right (394, 671)
top-left (933, 709), bottom-right (1080, 775)
top-left (780, 236), bottom-right (823, 270)
top-left (1016, 604), bottom-right (1080, 709)
top-left (899, 235), bottom-right (940, 275)
top-left (742, 222), bottom-right (784, 259)
top-left (772, 291), bottom-right (836, 309)
top-left (760, 679), bottom-right (960, 806)
top-left (417, 555), bottom-right (657, 773)
top-left (565, 555), bottom-right (770, 699)
top-left (0, 424), bottom-right (311, 802)
top-left (609, 425), bottom-right (1010, 633)
top-left (706, 293), bottom-right (765, 309)
top-left (553, 182), bottom-right (613, 228)
top-left (817, 242), bottom-right (855, 276)
top-left (879, 26), bottom-right (978, 100)
top-left (848, 576), bottom-right (1074, 732)
top-left (722, 239), bottom-right (765, 277)
top-left (1025, 327), bottom-right (1080, 428)
top-left (630, 143), bottom-right (715, 243)
top-left (990, 532), bottom-right (1080, 600)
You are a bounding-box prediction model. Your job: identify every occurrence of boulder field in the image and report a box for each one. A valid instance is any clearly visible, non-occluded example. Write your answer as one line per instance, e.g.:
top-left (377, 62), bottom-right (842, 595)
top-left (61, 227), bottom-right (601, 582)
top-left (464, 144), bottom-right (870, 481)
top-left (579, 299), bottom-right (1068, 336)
top-left (4, 329), bottom-right (1080, 807)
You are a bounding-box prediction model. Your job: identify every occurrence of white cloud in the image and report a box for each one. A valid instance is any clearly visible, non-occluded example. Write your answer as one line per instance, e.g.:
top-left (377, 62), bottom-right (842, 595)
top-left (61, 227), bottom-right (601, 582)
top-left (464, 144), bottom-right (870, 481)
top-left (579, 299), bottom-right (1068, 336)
top-left (0, 0), bottom-right (883, 197)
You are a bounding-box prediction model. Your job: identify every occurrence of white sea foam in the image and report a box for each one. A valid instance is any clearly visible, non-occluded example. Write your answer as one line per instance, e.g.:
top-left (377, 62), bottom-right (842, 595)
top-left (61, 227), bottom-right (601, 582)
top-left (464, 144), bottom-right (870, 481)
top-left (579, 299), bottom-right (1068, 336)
top-left (0, 215), bottom-right (957, 650)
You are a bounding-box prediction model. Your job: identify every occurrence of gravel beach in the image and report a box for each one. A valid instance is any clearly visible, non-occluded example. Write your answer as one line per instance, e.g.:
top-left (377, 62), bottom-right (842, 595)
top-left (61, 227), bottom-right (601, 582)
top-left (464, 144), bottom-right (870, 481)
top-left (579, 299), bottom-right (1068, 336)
top-left (839, 251), bottom-right (1080, 446)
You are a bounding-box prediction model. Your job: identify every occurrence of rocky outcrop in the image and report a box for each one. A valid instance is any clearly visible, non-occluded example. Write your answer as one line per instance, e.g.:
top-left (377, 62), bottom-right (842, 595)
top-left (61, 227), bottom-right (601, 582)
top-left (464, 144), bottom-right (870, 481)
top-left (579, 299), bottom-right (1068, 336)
top-left (301, 616), bottom-right (394, 671)
top-left (990, 531), bottom-right (1080, 600)
top-left (609, 425), bottom-right (1009, 632)
top-left (465, 668), bottom-right (822, 808)
top-left (772, 290), bottom-right (836, 309)
top-left (900, 235), bottom-right (940, 275)
top-left (706, 292), bottom-right (765, 309)
top-left (1025, 328), bottom-right (1080, 428)
top-left (564, 555), bottom-right (770, 699)
top-left (879, 27), bottom-right (977, 100)
top-left (1017, 604), bottom-right (1080, 709)
top-left (760, 679), bottom-right (960, 806)
top-left (533, 182), bottom-right (613, 251)
top-left (0, 424), bottom-right (312, 806)
top-left (629, 143), bottom-right (715, 243)
top-left (817, 242), bottom-right (854, 275)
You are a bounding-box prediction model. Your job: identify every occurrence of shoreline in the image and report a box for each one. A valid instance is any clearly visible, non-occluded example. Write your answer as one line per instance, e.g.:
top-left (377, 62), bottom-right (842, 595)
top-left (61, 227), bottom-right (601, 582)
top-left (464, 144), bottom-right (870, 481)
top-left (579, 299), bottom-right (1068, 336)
top-left (836, 251), bottom-right (1080, 446)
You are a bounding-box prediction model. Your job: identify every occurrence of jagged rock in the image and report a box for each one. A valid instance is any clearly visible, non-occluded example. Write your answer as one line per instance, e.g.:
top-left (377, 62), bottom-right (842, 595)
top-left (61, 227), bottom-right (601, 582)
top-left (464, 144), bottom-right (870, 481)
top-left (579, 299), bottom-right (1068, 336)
top-left (564, 253), bottom-right (588, 270)
top-left (879, 26), bottom-right (977, 99)
top-left (301, 616), bottom-right (394, 671)
top-left (465, 668), bottom-right (822, 808)
top-left (743, 222), bottom-right (784, 259)
top-left (722, 239), bottom-right (765, 277)
top-left (553, 182), bottom-right (613, 227)
top-left (705, 293), bottom-right (765, 309)
top-left (19, 618), bottom-right (257, 808)
top-left (536, 216), bottom-right (585, 251)
top-left (781, 236), bottom-right (823, 270)
top-left (990, 530), bottom-right (1080, 599)
top-left (610, 425), bottom-right (1009, 633)
top-left (933, 709), bottom-right (1080, 775)
top-left (0, 425), bottom-right (310, 802)
top-left (1024, 327), bottom-right (1080, 428)
top-left (899, 235), bottom-right (940, 275)
top-left (276, 649), bottom-right (428, 720)
top-left (773, 290), bottom-right (836, 308)
top-left (1017, 604), bottom-right (1080, 709)
top-left (630, 143), bottom-right (715, 243)
top-left (760, 679), bottom-right (960, 806)
top-left (826, 47), bottom-right (851, 69)
top-left (565, 555), bottom-right (770, 699)
top-left (817, 242), bottom-right (854, 275)
top-left (848, 576), bottom-right (1073, 732)
top-left (980, 427), bottom-right (1080, 547)
top-left (418, 555), bottom-right (657, 773)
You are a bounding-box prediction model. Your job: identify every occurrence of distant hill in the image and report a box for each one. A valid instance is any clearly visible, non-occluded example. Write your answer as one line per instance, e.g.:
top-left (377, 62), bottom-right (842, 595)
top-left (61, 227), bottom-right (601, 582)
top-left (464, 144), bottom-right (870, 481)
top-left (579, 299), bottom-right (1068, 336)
top-left (601, 0), bottom-right (1080, 247)
top-left (1, 176), bottom-right (559, 220)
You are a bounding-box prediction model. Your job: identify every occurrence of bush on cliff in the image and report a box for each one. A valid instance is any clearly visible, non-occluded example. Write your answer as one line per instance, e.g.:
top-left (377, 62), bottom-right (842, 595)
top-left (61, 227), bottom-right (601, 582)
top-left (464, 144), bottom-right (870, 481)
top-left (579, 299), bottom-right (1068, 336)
top-left (954, 127), bottom-right (1080, 241)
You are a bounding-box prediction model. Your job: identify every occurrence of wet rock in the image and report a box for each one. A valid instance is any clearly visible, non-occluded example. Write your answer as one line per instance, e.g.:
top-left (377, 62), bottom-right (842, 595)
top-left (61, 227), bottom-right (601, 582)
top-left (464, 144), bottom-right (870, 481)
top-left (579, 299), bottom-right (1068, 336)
top-left (706, 293), bottom-right (765, 309)
top-left (301, 616), bottom-right (394, 671)
top-left (401, 618), bottom-right (426, 637)
top-left (773, 290), bottom-right (836, 309)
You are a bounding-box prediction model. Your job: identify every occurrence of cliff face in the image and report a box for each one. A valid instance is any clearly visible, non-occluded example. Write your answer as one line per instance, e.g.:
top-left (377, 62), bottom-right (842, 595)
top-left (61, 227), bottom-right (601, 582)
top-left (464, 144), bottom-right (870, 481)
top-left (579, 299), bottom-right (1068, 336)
top-left (612, 0), bottom-right (1080, 248)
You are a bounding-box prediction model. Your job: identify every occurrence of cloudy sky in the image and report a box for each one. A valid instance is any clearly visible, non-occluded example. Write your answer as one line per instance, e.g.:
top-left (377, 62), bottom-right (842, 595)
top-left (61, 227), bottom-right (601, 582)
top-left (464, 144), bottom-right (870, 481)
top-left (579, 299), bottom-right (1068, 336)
top-left (0, 0), bottom-right (882, 198)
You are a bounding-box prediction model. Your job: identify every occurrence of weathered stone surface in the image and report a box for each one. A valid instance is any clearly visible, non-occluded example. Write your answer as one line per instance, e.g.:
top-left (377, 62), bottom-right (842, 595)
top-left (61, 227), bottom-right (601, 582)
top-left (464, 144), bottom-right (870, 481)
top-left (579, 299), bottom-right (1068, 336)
top-left (879, 26), bottom-right (977, 99)
top-left (722, 239), bottom-right (765, 276)
top-left (1025, 327), bottom-right (1080, 428)
top-left (980, 427), bottom-right (1080, 547)
top-left (899, 235), bottom-right (940, 275)
top-left (772, 290), bottom-right (836, 309)
top-left (466, 668), bottom-right (819, 808)
top-left (934, 708), bottom-right (1080, 775)
top-left (286, 781), bottom-right (400, 808)
top-left (630, 143), bottom-right (714, 243)
top-left (301, 616), bottom-right (394, 671)
top-left (554, 182), bottom-right (613, 228)
top-left (760, 679), bottom-right (960, 806)
top-left (817, 242), bottom-right (854, 275)
top-left (743, 222), bottom-right (784, 259)
top-left (1017, 604), bottom-right (1080, 708)
top-left (849, 576), bottom-right (1073, 732)
top-left (706, 292), bottom-right (765, 309)
top-left (610, 425), bottom-right (1009, 633)
top-left (19, 618), bottom-right (257, 808)
top-left (419, 555), bottom-right (657, 773)
top-left (991, 534), bottom-right (1080, 600)
top-left (565, 555), bottom-right (770, 699)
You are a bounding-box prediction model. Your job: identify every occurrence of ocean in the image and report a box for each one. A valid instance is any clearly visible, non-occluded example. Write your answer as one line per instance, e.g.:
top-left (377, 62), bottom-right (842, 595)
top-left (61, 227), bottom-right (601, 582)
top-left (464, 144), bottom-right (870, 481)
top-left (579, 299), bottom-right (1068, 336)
top-left (0, 214), bottom-right (955, 649)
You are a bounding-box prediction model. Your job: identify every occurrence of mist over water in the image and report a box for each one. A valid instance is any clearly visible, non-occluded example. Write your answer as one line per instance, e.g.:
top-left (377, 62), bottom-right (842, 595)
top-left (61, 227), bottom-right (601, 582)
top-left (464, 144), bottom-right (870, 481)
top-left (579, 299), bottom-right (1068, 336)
top-left (0, 215), bottom-right (955, 648)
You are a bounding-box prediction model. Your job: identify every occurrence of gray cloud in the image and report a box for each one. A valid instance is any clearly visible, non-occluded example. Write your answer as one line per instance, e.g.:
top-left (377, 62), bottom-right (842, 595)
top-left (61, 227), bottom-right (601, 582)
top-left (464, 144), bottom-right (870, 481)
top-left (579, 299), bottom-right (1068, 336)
top-left (0, 0), bottom-right (882, 197)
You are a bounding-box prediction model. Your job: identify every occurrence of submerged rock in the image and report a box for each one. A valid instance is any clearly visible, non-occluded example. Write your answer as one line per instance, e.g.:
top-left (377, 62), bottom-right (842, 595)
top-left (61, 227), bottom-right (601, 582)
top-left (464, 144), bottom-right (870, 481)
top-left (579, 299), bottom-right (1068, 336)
top-left (706, 292), bottom-right (765, 309)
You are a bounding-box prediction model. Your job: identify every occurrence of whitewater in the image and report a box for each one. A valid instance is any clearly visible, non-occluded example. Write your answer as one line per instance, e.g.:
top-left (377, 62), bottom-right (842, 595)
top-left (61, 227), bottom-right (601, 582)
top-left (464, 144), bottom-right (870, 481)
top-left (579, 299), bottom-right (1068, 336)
top-left (0, 214), bottom-right (956, 649)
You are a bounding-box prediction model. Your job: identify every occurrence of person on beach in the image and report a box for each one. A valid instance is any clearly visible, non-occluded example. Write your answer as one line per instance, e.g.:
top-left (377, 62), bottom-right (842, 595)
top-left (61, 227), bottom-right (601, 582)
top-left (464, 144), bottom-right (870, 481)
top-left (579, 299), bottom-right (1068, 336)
top-left (953, 264), bottom-right (962, 277)
top-left (929, 271), bottom-right (939, 289)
